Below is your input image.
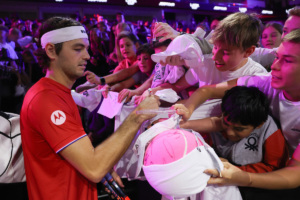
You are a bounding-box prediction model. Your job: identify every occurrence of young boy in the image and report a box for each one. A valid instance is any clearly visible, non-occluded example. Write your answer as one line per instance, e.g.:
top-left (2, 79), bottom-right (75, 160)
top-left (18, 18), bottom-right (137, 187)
top-left (180, 86), bottom-right (289, 173)
top-left (148, 12), bottom-right (267, 120)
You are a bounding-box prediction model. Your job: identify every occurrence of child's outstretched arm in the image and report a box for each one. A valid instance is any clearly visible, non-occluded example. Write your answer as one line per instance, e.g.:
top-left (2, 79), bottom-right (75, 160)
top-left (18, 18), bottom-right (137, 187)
top-left (179, 116), bottom-right (222, 133)
top-left (183, 79), bottom-right (238, 120)
top-left (85, 65), bottom-right (140, 86)
top-left (205, 152), bottom-right (300, 190)
top-left (118, 75), bottom-right (154, 103)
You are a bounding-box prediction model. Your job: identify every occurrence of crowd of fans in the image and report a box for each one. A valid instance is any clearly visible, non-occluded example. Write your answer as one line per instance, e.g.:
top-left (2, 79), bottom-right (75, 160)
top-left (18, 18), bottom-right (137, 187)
top-left (1, 8), bottom-right (297, 200)
top-left (0, 11), bottom-right (284, 114)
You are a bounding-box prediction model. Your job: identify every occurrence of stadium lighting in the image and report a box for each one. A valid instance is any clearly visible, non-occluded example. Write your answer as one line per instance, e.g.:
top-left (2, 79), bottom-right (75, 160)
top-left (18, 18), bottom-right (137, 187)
top-left (159, 2), bottom-right (175, 7)
top-left (125, 0), bottom-right (137, 6)
top-left (190, 3), bottom-right (200, 10)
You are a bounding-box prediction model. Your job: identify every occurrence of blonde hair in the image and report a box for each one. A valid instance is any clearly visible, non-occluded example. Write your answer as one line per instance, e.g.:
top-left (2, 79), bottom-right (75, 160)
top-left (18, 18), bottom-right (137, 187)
top-left (211, 12), bottom-right (262, 51)
top-left (288, 6), bottom-right (300, 17)
top-left (282, 29), bottom-right (300, 43)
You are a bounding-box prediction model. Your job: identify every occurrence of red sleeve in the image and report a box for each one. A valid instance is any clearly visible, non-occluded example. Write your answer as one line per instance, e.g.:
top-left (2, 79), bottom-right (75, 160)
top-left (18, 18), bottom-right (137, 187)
top-left (238, 129), bottom-right (289, 173)
top-left (28, 90), bottom-right (86, 153)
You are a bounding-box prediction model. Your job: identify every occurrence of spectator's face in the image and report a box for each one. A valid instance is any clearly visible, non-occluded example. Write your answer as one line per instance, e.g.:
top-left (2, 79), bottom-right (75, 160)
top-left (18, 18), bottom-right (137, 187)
top-left (261, 26), bottom-right (282, 49)
top-left (119, 37), bottom-right (136, 60)
top-left (212, 41), bottom-right (248, 72)
top-left (137, 53), bottom-right (154, 75)
top-left (221, 115), bottom-right (256, 142)
top-left (271, 41), bottom-right (300, 96)
top-left (53, 38), bottom-right (90, 81)
top-left (282, 15), bottom-right (300, 38)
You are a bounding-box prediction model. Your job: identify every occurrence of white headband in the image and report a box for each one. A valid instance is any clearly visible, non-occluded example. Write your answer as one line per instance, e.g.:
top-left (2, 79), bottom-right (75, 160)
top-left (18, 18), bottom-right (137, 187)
top-left (41, 26), bottom-right (88, 49)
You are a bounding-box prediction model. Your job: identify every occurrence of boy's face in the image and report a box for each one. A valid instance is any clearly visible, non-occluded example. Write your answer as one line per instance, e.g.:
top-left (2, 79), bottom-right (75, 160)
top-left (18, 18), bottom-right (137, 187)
top-left (212, 41), bottom-right (248, 72)
top-left (282, 15), bottom-right (300, 38)
top-left (137, 53), bottom-right (154, 75)
top-left (221, 115), bottom-right (255, 142)
top-left (271, 41), bottom-right (300, 97)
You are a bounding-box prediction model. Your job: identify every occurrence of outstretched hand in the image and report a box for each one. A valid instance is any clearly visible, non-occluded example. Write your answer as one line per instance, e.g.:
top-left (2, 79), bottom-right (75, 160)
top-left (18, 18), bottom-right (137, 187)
top-left (204, 160), bottom-right (251, 187)
top-left (159, 55), bottom-right (186, 67)
top-left (172, 103), bottom-right (191, 121)
top-left (153, 22), bottom-right (180, 42)
top-left (135, 95), bottom-right (160, 122)
top-left (84, 71), bottom-right (100, 85)
top-left (118, 89), bottom-right (137, 103)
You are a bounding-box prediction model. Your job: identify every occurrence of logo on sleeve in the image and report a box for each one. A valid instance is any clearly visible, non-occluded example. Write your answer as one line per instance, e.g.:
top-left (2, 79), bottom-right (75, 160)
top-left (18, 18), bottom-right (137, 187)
top-left (51, 110), bottom-right (66, 125)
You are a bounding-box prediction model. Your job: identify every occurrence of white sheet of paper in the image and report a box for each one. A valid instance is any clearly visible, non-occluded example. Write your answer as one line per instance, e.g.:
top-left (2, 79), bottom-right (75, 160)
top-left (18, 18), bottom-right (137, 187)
top-left (97, 91), bottom-right (126, 119)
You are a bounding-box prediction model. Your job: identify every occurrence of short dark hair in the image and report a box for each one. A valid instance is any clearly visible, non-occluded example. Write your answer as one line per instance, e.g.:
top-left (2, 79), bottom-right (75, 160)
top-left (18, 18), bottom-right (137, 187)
top-left (34, 16), bottom-right (82, 71)
top-left (151, 39), bottom-right (172, 49)
top-left (136, 43), bottom-right (154, 56)
top-left (221, 86), bottom-right (269, 127)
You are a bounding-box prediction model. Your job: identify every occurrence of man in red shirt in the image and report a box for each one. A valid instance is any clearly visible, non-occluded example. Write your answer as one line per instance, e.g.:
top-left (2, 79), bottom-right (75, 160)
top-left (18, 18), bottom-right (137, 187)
top-left (20, 16), bottom-right (159, 200)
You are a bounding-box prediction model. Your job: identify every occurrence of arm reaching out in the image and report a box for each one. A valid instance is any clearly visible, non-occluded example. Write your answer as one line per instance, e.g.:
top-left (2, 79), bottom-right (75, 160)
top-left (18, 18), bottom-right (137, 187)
top-left (205, 147), bottom-right (300, 190)
top-left (184, 79), bottom-right (238, 119)
top-left (153, 22), bottom-right (180, 42)
top-left (60, 95), bottom-right (160, 183)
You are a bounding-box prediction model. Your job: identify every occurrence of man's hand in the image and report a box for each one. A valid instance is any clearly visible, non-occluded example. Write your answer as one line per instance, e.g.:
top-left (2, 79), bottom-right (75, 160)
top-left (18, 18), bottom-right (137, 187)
top-left (135, 95), bottom-right (160, 122)
top-left (84, 71), bottom-right (100, 85)
top-left (111, 170), bottom-right (124, 188)
top-left (153, 22), bottom-right (180, 42)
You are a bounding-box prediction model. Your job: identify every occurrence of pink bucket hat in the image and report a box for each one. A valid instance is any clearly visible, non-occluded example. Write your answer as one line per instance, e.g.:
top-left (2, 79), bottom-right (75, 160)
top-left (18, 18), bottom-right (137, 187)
top-left (142, 129), bottom-right (223, 200)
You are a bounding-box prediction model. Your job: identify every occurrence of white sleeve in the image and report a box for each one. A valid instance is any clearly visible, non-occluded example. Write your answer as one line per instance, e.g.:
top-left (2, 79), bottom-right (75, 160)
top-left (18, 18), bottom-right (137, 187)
top-left (237, 74), bottom-right (271, 88)
top-left (5, 45), bottom-right (18, 60)
top-left (250, 47), bottom-right (277, 68)
top-left (185, 68), bottom-right (199, 86)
